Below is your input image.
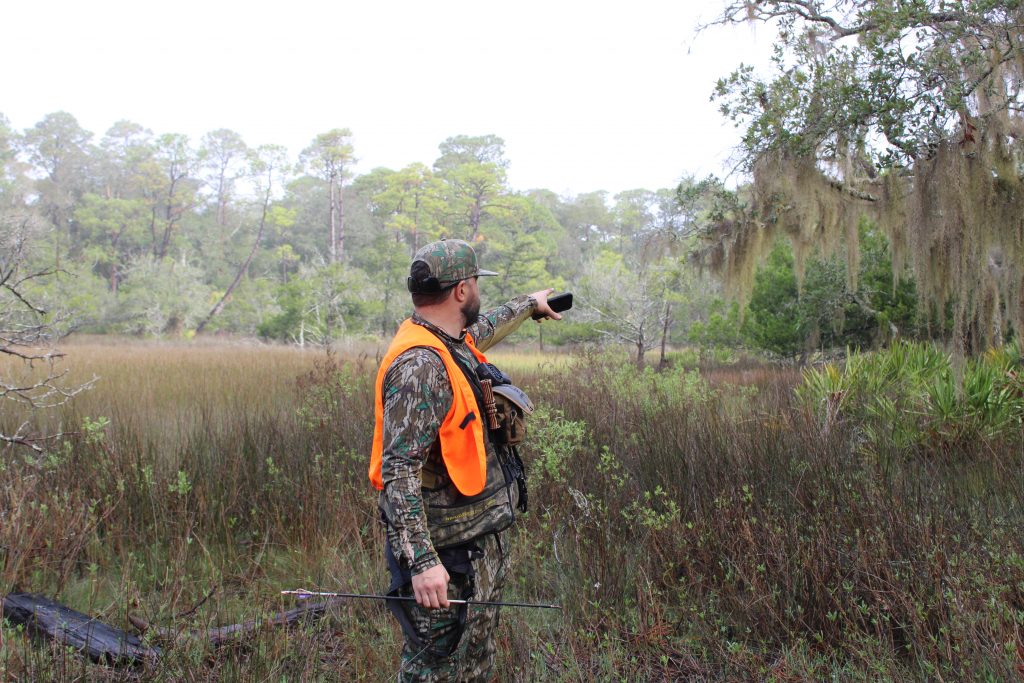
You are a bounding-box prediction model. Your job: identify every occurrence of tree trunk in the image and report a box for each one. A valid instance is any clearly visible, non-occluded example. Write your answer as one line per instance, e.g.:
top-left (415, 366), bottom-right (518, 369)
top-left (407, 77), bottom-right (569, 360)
top-left (328, 176), bottom-right (338, 263)
top-left (337, 180), bottom-right (346, 261)
top-left (157, 174), bottom-right (182, 260)
top-left (469, 193), bottom-right (483, 241)
top-left (659, 300), bottom-right (672, 368)
top-left (216, 160), bottom-right (229, 228)
top-left (149, 206), bottom-right (158, 252)
top-left (636, 324), bottom-right (646, 367)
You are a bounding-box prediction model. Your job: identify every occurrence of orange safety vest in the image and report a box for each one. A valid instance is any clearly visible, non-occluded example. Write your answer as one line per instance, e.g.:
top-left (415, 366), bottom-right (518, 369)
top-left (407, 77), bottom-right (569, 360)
top-left (369, 319), bottom-right (489, 496)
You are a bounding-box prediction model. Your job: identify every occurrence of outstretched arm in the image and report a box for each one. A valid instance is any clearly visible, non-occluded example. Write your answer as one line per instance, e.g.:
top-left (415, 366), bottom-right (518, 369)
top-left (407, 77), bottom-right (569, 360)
top-left (469, 289), bottom-right (563, 353)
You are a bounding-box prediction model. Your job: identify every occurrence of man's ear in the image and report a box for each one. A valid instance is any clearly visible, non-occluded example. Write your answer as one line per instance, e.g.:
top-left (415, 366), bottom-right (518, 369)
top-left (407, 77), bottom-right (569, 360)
top-left (453, 280), bottom-right (468, 302)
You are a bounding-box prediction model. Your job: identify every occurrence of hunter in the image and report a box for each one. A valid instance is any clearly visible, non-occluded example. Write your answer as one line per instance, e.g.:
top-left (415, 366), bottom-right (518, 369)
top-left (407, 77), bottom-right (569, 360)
top-left (369, 239), bottom-right (562, 681)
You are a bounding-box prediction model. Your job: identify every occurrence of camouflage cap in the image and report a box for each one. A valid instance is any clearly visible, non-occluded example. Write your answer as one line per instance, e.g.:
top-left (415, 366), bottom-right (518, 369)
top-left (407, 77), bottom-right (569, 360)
top-left (407, 239), bottom-right (498, 293)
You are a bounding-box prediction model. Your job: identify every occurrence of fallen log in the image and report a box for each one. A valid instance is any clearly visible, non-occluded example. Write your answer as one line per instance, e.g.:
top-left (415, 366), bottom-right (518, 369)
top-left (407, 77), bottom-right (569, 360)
top-left (1, 592), bottom-right (343, 667)
top-left (1, 593), bottom-right (160, 665)
top-left (128, 598), bottom-right (343, 647)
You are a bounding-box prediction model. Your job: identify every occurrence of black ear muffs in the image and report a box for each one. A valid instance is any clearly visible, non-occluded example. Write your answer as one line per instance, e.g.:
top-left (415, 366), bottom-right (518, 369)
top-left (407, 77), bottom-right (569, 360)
top-left (408, 260), bottom-right (464, 294)
top-left (408, 260), bottom-right (444, 293)
top-left (407, 275), bottom-right (441, 293)
top-left (407, 276), bottom-right (461, 294)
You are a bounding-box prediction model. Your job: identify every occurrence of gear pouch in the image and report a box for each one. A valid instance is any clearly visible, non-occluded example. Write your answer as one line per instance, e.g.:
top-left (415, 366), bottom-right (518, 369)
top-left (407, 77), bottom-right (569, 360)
top-left (491, 384), bottom-right (534, 445)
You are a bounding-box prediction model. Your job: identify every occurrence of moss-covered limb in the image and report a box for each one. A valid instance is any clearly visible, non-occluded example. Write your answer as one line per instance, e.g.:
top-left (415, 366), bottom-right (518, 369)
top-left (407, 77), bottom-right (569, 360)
top-left (702, 2), bottom-right (1024, 355)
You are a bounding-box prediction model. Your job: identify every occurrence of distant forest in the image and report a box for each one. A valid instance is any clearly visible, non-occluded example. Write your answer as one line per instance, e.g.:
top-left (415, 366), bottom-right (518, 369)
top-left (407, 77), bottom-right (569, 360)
top-left (0, 111), bottom-right (919, 361)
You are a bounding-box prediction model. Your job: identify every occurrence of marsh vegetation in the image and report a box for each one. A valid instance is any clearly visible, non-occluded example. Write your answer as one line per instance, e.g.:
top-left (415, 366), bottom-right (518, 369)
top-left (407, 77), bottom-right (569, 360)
top-left (2, 339), bottom-right (1023, 680)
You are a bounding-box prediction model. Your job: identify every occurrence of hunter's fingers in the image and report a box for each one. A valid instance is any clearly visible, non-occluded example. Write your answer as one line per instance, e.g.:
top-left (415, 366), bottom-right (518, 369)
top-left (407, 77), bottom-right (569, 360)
top-left (424, 581), bottom-right (447, 609)
top-left (413, 584), bottom-right (425, 608)
top-left (412, 564), bottom-right (450, 609)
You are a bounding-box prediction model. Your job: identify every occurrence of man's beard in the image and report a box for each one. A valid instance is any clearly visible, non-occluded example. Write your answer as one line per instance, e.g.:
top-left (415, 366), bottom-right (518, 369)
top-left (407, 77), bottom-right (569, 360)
top-left (461, 293), bottom-right (481, 328)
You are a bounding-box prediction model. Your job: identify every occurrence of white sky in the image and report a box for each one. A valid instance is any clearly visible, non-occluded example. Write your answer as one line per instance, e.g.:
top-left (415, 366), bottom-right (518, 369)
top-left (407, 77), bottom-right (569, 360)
top-left (1, 0), bottom-right (774, 197)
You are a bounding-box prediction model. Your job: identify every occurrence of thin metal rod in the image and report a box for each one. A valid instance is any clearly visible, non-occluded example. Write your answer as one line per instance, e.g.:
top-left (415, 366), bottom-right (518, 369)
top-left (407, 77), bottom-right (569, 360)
top-left (280, 589), bottom-right (561, 610)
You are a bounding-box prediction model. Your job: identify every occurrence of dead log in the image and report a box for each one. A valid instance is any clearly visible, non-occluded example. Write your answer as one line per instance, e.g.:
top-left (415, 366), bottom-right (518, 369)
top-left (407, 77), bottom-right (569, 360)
top-left (128, 598), bottom-right (343, 647)
top-left (1, 593), bottom-right (160, 664)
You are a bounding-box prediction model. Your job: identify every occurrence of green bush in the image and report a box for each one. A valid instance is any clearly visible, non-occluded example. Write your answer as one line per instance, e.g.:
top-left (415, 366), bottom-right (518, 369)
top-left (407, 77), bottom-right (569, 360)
top-left (798, 340), bottom-right (1024, 455)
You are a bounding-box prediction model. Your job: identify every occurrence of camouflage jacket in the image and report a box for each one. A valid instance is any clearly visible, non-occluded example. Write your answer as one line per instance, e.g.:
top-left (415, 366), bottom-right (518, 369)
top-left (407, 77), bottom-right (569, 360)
top-left (379, 294), bottom-right (536, 575)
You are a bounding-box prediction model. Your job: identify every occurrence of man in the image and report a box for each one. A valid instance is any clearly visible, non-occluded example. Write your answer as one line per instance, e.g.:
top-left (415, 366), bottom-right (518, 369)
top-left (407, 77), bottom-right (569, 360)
top-left (368, 239), bottom-right (561, 681)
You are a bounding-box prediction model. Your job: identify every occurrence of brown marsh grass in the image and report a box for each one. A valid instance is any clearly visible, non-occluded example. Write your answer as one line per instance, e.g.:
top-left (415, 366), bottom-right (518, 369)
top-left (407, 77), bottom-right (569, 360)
top-left (2, 340), bottom-right (1024, 681)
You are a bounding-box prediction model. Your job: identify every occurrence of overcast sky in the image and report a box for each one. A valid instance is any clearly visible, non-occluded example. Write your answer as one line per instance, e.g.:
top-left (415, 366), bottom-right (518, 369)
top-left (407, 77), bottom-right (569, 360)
top-left (2, 0), bottom-right (774, 197)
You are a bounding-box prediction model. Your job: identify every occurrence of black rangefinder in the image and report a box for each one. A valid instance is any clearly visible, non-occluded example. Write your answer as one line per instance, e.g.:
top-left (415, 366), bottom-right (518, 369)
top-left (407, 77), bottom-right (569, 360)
top-left (532, 292), bottom-right (573, 320)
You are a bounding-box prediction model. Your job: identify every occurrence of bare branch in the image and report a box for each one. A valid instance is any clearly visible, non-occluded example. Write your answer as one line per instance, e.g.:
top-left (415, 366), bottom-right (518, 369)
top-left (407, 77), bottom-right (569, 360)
top-left (703, 1), bottom-right (964, 40)
top-left (0, 211), bottom-right (93, 452)
top-left (0, 432), bottom-right (44, 453)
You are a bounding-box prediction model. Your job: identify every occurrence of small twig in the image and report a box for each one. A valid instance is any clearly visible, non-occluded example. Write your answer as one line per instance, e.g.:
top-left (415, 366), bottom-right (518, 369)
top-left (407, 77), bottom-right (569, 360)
top-left (0, 433), bottom-right (44, 453)
top-left (173, 585), bottom-right (218, 620)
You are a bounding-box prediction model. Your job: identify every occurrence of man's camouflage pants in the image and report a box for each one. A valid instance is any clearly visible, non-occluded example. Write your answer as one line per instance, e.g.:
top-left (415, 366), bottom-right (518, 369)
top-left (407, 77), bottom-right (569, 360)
top-left (393, 532), bottom-right (509, 682)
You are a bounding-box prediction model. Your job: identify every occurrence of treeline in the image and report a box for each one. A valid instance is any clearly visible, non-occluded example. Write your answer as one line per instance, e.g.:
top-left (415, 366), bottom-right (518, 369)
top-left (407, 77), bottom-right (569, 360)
top-left (1, 111), bottom-right (922, 360)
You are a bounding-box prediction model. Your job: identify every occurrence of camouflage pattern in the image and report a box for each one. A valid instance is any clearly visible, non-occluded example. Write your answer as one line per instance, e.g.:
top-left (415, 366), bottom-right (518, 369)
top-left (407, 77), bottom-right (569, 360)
top-left (394, 572), bottom-right (472, 681)
top-left (458, 532), bottom-right (509, 682)
top-left (394, 533), bottom-right (508, 683)
top-left (410, 239), bottom-right (498, 288)
top-left (379, 294), bottom-right (535, 680)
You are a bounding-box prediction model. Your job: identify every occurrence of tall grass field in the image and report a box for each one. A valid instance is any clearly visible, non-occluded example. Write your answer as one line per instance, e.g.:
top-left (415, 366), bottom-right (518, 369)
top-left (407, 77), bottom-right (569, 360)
top-left (2, 338), bottom-right (1024, 681)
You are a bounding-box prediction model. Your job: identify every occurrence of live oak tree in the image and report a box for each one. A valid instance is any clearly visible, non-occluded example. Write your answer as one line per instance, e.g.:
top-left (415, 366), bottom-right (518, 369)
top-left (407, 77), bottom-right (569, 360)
top-left (701, 0), bottom-right (1024, 354)
top-left (530, 189), bottom-right (616, 282)
top-left (74, 122), bottom-right (162, 295)
top-left (434, 134), bottom-right (509, 172)
top-left (0, 114), bottom-right (21, 197)
top-left (363, 163), bottom-right (447, 253)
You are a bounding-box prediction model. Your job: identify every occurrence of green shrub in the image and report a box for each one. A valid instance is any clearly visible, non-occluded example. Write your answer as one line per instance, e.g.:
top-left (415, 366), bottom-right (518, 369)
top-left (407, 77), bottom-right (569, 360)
top-left (798, 340), bottom-right (1024, 455)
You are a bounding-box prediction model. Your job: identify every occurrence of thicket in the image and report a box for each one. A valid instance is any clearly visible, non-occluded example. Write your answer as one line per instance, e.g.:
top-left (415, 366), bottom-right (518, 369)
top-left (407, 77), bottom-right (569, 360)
top-left (2, 341), bottom-right (1023, 680)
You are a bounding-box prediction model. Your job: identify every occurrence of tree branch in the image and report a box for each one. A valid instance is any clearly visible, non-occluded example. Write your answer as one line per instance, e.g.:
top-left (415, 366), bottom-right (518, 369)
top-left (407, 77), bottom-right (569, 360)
top-left (704, 2), bottom-right (964, 40)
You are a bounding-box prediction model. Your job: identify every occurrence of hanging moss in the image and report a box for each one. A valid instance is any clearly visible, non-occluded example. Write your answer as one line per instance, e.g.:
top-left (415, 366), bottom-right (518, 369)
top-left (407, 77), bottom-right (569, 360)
top-left (704, 52), bottom-right (1024, 356)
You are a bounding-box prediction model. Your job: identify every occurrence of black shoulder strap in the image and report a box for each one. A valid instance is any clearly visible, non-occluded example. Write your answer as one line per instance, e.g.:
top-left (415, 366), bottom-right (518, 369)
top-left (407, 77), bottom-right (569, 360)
top-left (441, 339), bottom-right (487, 418)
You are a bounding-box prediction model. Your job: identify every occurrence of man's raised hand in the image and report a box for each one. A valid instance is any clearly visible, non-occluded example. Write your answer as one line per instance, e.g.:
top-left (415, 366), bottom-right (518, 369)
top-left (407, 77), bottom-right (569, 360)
top-left (529, 288), bottom-right (563, 321)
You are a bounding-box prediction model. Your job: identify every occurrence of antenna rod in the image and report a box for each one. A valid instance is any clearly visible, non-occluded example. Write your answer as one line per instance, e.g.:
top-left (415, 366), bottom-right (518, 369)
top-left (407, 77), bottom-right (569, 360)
top-left (281, 589), bottom-right (561, 610)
